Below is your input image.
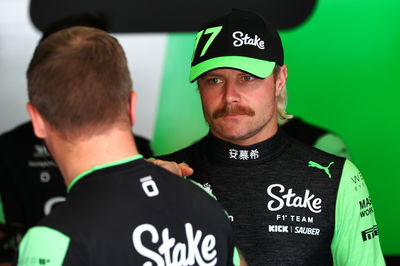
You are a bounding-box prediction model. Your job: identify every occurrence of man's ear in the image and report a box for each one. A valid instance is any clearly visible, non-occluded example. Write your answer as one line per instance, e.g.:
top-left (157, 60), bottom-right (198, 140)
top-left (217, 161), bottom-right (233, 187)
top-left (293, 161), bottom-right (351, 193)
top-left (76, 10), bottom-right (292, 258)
top-left (27, 103), bottom-right (47, 139)
top-left (129, 91), bottom-right (137, 126)
top-left (275, 64), bottom-right (288, 97)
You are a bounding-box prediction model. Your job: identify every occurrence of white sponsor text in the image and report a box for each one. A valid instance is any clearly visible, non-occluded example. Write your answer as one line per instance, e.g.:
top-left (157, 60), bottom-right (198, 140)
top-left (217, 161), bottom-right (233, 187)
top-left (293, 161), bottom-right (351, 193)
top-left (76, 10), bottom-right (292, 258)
top-left (132, 223), bottom-right (217, 266)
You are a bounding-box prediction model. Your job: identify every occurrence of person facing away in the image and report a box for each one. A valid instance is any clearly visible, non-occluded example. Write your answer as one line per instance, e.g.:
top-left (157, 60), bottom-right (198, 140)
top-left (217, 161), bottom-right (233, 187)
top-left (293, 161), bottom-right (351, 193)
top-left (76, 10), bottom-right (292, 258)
top-left (14, 26), bottom-right (240, 266)
top-left (157, 9), bottom-right (385, 265)
top-left (0, 13), bottom-right (153, 263)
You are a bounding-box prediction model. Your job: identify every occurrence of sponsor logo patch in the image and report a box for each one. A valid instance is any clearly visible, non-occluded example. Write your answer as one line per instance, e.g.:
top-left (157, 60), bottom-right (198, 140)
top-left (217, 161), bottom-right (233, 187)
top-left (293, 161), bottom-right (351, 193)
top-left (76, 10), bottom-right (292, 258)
top-left (228, 148), bottom-right (259, 160)
top-left (132, 223), bottom-right (217, 265)
top-left (268, 224), bottom-right (320, 236)
top-left (33, 144), bottom-right (50, 158)
top-left (266, 184), bottom-right (322, 213)
top-left (140, 176), bottom-right (159, 198)
top-left (359, 196), bottom-right (374, 218)
top-left (351, 171), bottom-right (366, 192)
top-left (18, 257), bottom-right (51, 265)
top-left (232, 31), bottom-right (265, 49)
top-left (361, 225), bottom-right (379, 241)
top-left (266, 184), bottom-right (323, 237)
top-left (308, 161), bottom-right (334, 178)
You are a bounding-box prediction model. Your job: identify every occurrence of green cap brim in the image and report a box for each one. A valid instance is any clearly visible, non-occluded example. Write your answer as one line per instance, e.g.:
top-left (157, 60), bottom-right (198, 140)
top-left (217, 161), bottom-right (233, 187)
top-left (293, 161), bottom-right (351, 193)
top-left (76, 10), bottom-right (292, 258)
top-left (189, 56), bottom-right (276, 82)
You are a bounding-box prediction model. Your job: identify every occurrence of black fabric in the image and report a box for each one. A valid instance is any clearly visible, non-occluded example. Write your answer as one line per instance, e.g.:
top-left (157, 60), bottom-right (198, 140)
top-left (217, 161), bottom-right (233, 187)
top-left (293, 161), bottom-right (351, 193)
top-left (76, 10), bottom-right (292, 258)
top-left (0, 121), bottom-right (153, 227)
top-left (0, 121), bottom-right (65, 228)
top-left (30, 0), bottom-right (317, 32)
top-left (38, 159), bottom-right (235, 265)
top-left (281, 118), bottom-right (328, 146)
top-left (0, 224), bottom-right (26, 262)
top-left (385, 256), bottom-right (400, 266)
top-left (0, 122), bottom-right (153, 262)
top-left (134, 134), bottom-right (153, 159)
top-left (193, 10), bottom-right (283, 66)
top-left (158, 130), bottom-right (346, 265)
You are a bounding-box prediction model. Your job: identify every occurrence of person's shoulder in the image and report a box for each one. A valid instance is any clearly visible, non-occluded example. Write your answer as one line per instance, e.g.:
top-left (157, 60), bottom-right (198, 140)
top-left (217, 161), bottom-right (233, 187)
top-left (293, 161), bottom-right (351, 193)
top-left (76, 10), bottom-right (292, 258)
top-left (144, 160), bottom-right (217, 201)
top-left (281, 118), bottom-right (327, 146)
top-left (24, 206), bottom-right (74, 244)
top-left (0, 121), bottom-right (42, 161)
top-left (0, 121), bottom-right (35, 142)
top-left (281, 118), bottom-right (350, 158)
top-left (286, 134), bottom-right (347, 170)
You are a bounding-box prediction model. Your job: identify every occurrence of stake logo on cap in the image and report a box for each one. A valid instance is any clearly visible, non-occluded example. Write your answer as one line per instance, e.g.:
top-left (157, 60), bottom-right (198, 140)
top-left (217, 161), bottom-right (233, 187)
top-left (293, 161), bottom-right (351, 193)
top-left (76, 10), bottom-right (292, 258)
top-left (189, 9), bottom-right (284, 82)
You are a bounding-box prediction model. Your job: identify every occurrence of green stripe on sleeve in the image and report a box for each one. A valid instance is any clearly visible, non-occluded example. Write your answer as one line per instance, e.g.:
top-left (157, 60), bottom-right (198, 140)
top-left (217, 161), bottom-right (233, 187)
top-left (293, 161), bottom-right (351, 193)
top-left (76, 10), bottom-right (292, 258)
top-left (17, 226), bottom-right (70, 266)
top-left (233, 247), bottom-right (240, 266)
top-left (67, 154), bottom-right (143, 193)
top-left (187, 178), bottom-right (217, 200)
top-left (0, 193), bottom-right (5, 223)
top-left (331, 160), bottom-right (385, 266)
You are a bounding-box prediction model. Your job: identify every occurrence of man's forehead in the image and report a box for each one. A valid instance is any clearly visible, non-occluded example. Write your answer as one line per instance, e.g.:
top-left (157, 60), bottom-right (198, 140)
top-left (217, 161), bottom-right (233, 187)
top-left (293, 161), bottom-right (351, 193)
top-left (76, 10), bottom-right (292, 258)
top-left (202, 68), bottom-right (254, 77)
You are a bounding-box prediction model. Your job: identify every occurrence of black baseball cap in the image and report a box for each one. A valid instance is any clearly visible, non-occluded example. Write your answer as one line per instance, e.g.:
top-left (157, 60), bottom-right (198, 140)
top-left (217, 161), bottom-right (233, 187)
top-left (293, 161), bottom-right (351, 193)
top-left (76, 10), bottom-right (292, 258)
top-left (189, 9), bottom-right (284, 82)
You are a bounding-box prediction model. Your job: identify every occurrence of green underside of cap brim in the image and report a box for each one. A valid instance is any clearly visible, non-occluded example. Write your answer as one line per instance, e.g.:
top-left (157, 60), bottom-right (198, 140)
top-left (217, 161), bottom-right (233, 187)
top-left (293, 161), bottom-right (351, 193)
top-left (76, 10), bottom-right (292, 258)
top-left (189, 56), bottom-right (276, 82)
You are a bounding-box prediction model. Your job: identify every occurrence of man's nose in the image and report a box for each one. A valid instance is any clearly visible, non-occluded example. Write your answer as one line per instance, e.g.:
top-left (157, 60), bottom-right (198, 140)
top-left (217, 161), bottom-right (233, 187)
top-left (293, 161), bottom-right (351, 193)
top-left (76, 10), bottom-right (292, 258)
top-left (223, 81), bottom-right (240, 103)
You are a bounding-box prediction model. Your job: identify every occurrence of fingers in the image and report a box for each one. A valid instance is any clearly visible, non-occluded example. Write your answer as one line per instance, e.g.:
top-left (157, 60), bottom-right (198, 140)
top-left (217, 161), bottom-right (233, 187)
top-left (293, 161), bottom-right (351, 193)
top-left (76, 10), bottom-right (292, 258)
top-left (178, 162), bottom-right (194, 177)
top-left (148, 159), bottom-right (194, 177)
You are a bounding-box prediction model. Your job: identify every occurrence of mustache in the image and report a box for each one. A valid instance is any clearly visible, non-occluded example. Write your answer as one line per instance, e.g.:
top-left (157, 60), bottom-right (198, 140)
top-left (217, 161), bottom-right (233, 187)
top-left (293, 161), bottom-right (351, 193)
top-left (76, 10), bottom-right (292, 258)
top-left (212, 104), bottom-right (255, 119)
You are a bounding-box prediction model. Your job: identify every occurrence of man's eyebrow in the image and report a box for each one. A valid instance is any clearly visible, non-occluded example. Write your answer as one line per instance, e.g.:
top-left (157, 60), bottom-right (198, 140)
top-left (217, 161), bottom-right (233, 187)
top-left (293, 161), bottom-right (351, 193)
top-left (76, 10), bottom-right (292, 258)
top-left (202, 72), bottom-right (224, 78)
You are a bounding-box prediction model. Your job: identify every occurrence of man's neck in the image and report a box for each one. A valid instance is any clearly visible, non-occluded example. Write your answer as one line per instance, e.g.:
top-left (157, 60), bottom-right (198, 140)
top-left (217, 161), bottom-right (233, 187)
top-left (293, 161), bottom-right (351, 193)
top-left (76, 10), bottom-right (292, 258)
top-left (48, 129), bottom-right (139, 186)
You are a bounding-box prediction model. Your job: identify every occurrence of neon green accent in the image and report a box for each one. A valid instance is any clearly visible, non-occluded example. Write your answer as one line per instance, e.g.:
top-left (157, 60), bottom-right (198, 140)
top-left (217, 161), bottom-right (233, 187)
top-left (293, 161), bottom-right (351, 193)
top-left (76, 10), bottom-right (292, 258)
top-left (187, 178), bottom-right (217, 200)
top-left (191, 30), bottom-right (204, 62)
top-left (67, 154), bottom-right (143, 193)
top-left (0, 193), bottom-right (5, 223)
top-left (189, 56), bottom-right (276, 82)
top-left (186, 179), bottom-right (237, 224)
top-left (233, 247), bottom-right (240, 266)
top-left (331, 160), bottom-right (385, 265)
top-left (18, 226), bottom-right (70, 266)
top-left (308, 161), bottom-right (334, 178)
top-left (278, 0), bottom-right (400, 254)
top-left (314, 133), bottom-right (351, 159)
top-left (152, 33), bottom-right (208, 156)
top-left (200, 26), bottom-right (223, 57)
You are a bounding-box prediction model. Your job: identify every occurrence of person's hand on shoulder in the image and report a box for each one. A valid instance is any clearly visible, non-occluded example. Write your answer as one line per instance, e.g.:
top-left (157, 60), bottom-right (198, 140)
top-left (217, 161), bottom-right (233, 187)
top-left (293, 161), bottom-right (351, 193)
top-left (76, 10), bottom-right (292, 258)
top-left (148, 159), bottom-right (194, 177)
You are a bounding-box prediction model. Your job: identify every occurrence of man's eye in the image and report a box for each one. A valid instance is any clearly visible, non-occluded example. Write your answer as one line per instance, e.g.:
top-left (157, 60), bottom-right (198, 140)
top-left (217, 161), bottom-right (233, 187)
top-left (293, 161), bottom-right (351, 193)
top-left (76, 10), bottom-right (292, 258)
top-left (242, 75), bottom-right (255, 81)
top-left (209, 78), bottom-right (222, 84)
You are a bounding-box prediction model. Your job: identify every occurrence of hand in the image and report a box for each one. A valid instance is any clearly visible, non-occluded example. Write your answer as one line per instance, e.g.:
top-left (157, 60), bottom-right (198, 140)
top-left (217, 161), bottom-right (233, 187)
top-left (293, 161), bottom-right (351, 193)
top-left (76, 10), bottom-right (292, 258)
top-left (148, 159), bottom-right (194, 177)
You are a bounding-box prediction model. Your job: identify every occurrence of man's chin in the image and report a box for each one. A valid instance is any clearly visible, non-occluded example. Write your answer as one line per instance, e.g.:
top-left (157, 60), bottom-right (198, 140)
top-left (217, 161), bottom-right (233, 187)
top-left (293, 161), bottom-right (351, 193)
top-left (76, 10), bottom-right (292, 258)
top-left (211, 128), bottom-right (251, 143)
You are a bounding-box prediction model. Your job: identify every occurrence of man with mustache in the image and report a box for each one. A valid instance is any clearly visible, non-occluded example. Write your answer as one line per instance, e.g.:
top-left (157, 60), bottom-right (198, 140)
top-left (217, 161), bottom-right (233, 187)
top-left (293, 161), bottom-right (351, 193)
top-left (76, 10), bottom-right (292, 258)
top-left (158, 9), bottom-right (385, 265)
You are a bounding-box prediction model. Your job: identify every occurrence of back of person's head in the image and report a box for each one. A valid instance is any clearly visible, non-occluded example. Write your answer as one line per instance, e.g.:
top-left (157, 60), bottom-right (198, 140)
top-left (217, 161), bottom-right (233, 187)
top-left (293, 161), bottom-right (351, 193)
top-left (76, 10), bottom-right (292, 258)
top-left (27, 26), bottom-right (132, 139)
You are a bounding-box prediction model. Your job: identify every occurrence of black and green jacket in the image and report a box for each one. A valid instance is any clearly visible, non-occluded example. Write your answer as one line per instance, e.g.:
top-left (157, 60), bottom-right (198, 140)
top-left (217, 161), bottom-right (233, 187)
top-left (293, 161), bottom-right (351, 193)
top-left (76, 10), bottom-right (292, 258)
top-left (158, 130), bottom-right (384, 265)
top-left (15, 155), bottom-right (238, 266)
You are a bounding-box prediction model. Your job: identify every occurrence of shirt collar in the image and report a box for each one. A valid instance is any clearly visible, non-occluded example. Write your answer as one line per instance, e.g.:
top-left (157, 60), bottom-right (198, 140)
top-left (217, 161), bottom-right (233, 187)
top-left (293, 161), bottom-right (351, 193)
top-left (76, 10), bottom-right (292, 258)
top-left (67, 154), bottom-right (143, 193)
top-left (204, 129), bottom-right (289, 164)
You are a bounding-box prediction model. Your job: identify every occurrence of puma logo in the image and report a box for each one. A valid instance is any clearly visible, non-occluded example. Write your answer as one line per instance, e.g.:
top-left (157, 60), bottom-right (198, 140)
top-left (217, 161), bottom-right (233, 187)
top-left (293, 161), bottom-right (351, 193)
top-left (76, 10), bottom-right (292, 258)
top-left (308, 161), bottom-right (334, 178)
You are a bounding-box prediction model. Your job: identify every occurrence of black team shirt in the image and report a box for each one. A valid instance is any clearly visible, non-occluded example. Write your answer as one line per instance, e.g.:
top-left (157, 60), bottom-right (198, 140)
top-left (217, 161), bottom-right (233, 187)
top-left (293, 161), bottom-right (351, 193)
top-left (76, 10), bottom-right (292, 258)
top-left (158, 130), bottom-right (384, 265)
top-left (15, 156), bottom-right (237, 265)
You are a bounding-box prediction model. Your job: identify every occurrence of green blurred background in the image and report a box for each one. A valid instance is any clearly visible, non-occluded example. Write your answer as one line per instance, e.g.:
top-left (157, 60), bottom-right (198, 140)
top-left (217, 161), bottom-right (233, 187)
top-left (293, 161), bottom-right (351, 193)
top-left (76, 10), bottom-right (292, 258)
top-left (152, 0), bottom-right (400, 255)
